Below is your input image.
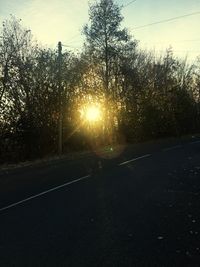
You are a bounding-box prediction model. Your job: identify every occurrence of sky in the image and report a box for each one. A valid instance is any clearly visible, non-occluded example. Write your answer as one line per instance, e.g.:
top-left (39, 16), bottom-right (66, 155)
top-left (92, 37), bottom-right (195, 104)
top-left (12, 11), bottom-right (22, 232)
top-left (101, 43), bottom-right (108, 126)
top-left (0, 0), bottom-right (200, 61)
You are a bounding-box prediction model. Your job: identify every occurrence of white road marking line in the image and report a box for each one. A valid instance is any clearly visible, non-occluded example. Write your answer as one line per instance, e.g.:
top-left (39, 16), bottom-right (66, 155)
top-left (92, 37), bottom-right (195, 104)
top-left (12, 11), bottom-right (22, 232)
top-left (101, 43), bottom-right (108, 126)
top-left (119, 154), bottom-right (151, 166)
top-left (0, 175), bottom-right (91, 212)
top-left (163, 145), bottom-right (182, 152)
top-left (190, 140), bottom-right (200, 145)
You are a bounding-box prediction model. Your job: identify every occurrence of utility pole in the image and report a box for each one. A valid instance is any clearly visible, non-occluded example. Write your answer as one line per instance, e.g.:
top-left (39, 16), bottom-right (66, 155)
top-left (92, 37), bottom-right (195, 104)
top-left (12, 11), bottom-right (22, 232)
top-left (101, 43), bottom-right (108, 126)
top-left (58, 41), bottom-right (63, 156)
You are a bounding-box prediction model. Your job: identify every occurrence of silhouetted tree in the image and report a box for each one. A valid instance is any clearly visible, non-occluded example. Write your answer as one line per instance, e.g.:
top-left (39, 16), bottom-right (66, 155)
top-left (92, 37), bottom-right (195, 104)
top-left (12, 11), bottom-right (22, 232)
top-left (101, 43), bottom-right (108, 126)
top-left (0, 6), bottom-right (200, 164)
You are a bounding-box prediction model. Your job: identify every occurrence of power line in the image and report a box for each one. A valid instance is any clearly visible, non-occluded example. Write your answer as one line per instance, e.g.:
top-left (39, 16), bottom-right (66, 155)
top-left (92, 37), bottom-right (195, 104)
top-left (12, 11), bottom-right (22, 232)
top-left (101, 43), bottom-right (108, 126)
top-left (122, 0), bottom-right (137, 8)
top-left (61, 44), bottom-right (82, 52)
top-left (151, 39), bottom-right (200, 45)
top-left (173, 50), bottom-right (200, 53)
top-left (132, 11), bottom-right (200, 30)
top-left (178, 39), bottom-right (200, 43)
top-left (65, 0), bottom-right (137, 44)
top-left (62, 44), bottom-right (81, 48)
top-left (65, 33), bottom-right (81, 43)
top-left (170, 38), bottom-right (200, 43)
top-left (64, 0), bottom-right (137, 45)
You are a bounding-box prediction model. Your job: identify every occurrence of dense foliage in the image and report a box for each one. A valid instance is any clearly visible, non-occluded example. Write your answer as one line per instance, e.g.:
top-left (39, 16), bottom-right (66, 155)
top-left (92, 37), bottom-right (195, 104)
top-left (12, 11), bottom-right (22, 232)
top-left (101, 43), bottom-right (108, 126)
top-left (0, 1), bottom-right (200, 163)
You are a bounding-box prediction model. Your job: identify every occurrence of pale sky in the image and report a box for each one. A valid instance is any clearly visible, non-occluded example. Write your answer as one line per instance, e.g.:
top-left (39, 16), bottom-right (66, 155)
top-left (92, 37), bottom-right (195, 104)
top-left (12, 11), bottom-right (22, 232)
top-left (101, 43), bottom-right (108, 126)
top-left (0, 0), bottom-right (200, 61)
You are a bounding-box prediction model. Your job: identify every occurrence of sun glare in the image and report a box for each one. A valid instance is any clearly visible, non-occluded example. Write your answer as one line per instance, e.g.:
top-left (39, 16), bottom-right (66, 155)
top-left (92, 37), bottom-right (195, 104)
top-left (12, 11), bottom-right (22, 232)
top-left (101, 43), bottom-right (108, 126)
top-left (80, 105), bottom-right (102, 122)
top-left (85, 105), bottom-right (101, 122)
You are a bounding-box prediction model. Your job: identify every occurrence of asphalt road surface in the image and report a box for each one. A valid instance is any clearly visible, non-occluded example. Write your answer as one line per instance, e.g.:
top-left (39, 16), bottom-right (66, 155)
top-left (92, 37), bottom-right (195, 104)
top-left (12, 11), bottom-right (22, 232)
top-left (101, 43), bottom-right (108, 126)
top-left (1, 137), bottom-right (200, 266)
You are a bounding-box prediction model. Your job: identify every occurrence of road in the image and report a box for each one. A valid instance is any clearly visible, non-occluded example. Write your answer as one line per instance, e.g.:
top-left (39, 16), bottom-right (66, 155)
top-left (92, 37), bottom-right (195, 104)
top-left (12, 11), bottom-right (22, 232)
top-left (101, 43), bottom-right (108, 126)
top-left (0, 137), bottom-right (200, 266)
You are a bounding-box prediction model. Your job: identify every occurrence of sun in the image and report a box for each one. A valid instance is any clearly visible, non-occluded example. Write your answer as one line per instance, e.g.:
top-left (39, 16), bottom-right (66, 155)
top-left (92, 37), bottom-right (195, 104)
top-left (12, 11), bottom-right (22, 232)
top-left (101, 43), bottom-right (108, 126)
top-left (85, 105), bottom-right (101, 122)
top-left (80, 104), bottom-right (102, 122)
